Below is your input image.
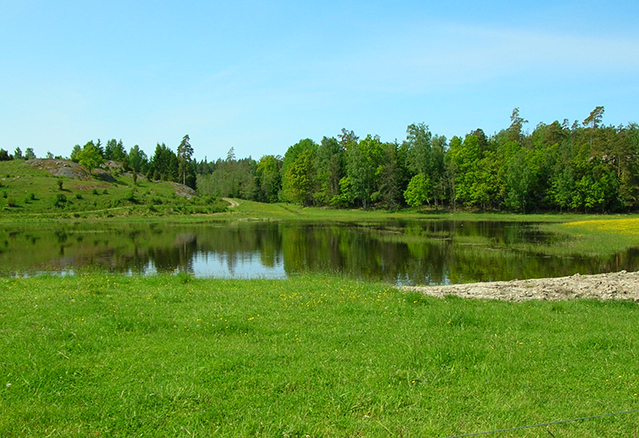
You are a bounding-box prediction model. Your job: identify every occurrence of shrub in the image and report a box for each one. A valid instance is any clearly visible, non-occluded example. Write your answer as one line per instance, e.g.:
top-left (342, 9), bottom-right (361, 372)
top-left (123, 189), bottom-right (138, 204)
top-left (57, 180), bottom-right (63, 191)
top-left (54, 194), bottom-right (67, 208)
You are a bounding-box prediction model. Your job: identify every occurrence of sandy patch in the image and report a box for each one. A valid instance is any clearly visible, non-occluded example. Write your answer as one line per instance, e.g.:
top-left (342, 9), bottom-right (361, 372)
top-left (399, 271), bottom-right (639, 302)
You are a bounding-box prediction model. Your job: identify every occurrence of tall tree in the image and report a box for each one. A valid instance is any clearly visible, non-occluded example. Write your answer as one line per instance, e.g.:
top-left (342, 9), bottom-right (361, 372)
top-left (405, 123), bottom-right (433, 176)
top-left (105, 139), bottom-right (127, 162)
top-left (177, 134), bottom-right (194, 185)
top-left (378, 141), bottom-right (404, 209)
top-left (127, 145), bottom-right (148, 174)
top-left (345, 135), bottom-right (384, 209)
top-left (584, 106), bottom-right (605, 146)
top-left (283, 149), bottom-right (316, 206)
top-left (281, 139), bottom-right (318, 203)
top-left (256, 155), bottom-right (282, 203)
top-left (314, 136), bottom-right (344, 205)
top-left (149, 143), bottom-right (179, 181)
top-left (506, 107), bottom-right (528, 144)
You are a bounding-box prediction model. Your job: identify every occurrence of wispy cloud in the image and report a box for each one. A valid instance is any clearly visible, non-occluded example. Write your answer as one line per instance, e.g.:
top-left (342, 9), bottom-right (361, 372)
top-left (275, 22), bottom-right (639, 95)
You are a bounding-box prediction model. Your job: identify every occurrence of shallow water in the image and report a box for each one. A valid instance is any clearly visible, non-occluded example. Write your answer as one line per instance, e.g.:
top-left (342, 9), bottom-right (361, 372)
top-left (2, 219), bottom-right (638, 285)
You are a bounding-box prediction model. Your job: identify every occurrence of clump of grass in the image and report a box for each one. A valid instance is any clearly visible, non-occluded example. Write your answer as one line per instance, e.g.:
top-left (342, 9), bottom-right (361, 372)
top-left (0, 274), bottom-right (637, 437)
top-left (175, 271), bottom-right (193, 284)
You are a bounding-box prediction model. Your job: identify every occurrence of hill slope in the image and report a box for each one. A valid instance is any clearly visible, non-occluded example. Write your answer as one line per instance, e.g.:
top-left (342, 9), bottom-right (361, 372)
top-left (0, 159), bottom-right (227, 218)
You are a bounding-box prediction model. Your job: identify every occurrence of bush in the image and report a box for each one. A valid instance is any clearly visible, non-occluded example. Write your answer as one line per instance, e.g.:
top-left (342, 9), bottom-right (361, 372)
top-left (6, 197), bottom-right (18, 208)
top-left (121, 188), bottom-right (139, 204)
top-left (75, 193), bottom-right (83, 200)
top-left (54, 194), bottom-right (67, 208)
top-left (24, 193), bottom-right (37, 204)
top-left (57, 180), bottom-right (64, 191)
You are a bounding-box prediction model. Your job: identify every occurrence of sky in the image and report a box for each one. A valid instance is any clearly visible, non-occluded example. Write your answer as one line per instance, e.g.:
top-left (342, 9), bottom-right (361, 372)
top-left (1, 0), bottom-right (639, 161)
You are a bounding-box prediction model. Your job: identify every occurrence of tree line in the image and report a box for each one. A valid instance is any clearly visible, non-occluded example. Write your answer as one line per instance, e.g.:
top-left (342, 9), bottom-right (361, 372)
top-left (2, 136), bottom-right (198, 190)
top-left (67, 136), bottom-right (196, 188)
top-left (4, 106), bottom-right (638, 212)
top-left (197, 107), bottom-right (639, 213)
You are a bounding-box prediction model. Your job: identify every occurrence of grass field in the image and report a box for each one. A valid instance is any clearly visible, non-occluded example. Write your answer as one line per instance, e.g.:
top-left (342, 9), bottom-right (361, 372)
top-left (1, 274), bottom-right (638, 437)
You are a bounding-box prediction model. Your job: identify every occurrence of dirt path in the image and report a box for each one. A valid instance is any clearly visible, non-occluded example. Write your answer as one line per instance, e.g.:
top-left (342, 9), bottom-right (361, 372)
top-left (399, 271), bottom-right (639, 302)
top-left (222, 198), bottom-right (240, 207)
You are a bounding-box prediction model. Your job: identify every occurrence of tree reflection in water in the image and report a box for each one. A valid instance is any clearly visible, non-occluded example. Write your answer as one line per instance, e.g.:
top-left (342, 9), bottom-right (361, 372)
top-left (2, 220), bottom-right (638, 285)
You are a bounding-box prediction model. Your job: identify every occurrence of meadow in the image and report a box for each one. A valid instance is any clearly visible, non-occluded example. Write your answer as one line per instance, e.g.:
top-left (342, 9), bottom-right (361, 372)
top-left (3, 159), bottom-right (639, 436)
top-left (1, 274), bottom-right (638, 437)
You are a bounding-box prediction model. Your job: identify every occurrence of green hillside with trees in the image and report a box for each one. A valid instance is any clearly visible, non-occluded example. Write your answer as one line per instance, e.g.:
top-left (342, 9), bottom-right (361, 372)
top-left (1, 107), bottom-right (637, 214)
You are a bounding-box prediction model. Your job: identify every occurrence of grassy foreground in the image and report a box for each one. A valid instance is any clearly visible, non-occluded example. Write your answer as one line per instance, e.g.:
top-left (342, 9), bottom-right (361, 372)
top-left (1, 274), bottom-right (638, 437)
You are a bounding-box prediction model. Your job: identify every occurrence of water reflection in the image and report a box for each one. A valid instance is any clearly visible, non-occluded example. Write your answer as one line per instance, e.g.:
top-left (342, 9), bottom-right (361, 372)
top-left (2, 220), bottom-right (638, 285)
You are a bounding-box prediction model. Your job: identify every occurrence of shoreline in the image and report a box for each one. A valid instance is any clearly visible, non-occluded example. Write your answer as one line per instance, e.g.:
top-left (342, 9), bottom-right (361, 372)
top-left (399, 270), bottom-right (639, 302)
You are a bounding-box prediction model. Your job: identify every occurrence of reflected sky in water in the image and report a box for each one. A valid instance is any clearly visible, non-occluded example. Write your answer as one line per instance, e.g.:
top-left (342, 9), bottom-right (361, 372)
top-left (2, 219), bottom-right (638, 285)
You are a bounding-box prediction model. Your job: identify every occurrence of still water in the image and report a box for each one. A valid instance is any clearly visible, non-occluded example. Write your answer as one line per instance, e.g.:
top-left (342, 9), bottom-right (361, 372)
top-left (2, 220), bottom-right (638, 285)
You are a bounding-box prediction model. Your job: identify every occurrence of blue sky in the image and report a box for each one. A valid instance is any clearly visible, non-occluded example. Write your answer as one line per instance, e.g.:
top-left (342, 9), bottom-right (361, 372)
top-left (2, 0), bottom-right (638, 161)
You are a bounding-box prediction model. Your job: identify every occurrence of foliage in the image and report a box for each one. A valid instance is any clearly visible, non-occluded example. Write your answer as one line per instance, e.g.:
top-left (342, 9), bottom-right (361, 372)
top-left (77, 141), bottom-right (105, 174)
top-left (404, 173), bottom-right (431, 207)
top-left (281, 139), bottom-right (318, 204)
top-left (197, 150), bottom-right (257, 199)
top-left (149, 143), bottom-right (179, 182)
top-left (226, 107), bottom-right (639, 213)
top-left (58, 106), bottom-right (639, 214)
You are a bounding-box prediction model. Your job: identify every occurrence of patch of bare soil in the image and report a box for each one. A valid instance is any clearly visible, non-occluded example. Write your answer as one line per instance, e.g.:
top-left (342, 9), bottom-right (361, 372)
top-left (222, 198), bottom-right (239, 207)
top-left (399, 271), bottom-right (639, 302)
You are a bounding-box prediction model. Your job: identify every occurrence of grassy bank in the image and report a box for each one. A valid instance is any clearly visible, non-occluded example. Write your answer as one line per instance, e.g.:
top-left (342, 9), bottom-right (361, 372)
top-left (2, 274), bottom-right (638, 437)
top-left (539, 218), bottom-right (639, 256)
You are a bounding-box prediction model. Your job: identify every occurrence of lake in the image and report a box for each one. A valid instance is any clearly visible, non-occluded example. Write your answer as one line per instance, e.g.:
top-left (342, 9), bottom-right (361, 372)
top-left (2, 219), bottom-right (638, 284)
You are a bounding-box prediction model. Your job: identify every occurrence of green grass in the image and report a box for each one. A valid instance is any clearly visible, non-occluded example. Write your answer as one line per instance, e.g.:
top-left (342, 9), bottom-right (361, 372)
top-left (228, 198), bottom-right (604, 223)
top-left (1, 274), bottom-right (638, 437)
top-left (0, 160), bottom-right (227, 218)
top-left (530, 218), bottom-right (639, 257)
